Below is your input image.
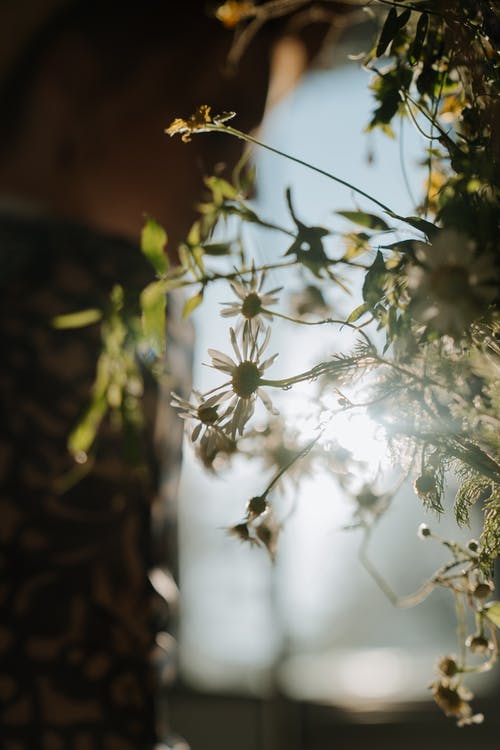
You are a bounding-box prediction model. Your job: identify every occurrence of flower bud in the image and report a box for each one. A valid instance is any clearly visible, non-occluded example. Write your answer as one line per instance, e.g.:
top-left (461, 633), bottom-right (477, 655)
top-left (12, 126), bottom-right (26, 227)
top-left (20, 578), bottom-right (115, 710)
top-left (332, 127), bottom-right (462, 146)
top-left (418, 523), bottom-right (431, 539)
top-left (437, 655), bottom-right (458, 677)
top-left (466, 634), bottom-right (491, 654)
top-left (414, 472), bottom-right (436, 496)
top-left (473, 582), bottom-right (493, 599)
top-left (247, 495), bottom-right (267, 519)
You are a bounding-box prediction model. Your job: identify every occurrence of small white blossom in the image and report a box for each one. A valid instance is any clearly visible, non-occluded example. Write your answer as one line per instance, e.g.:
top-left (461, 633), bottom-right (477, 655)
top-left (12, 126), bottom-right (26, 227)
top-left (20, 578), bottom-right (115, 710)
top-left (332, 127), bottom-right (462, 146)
top-left (220, 272), bottom-right (282, 333)
top-left (208, 326), bottom-right (278, 438)
top-left (170, 390), bottom-right (234, 465)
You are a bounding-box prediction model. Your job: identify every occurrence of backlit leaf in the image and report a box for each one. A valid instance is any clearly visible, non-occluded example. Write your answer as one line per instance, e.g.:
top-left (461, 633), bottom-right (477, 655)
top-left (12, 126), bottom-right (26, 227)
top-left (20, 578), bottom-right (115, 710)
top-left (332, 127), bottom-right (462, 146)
top-left (337, 210), bottom-right (391, 232)
top-left (68, 395), bottom-right (107, 458)
top-left (53, 308), bottom-right (102, 329)
top-left (409, 12), bottom-right (429, 65)
top-left (141, 217), bottom-right (169, 275)
top-left (140, 280), bottom-right (168, 355)
top-left (362, 251), bottom-right (386, 310)
top-left (347, 302), bottom-right (369, 323)
top-left (183, 291), bottom-right (204, 319)
top-left (484, 601), bottom-right (500, 629)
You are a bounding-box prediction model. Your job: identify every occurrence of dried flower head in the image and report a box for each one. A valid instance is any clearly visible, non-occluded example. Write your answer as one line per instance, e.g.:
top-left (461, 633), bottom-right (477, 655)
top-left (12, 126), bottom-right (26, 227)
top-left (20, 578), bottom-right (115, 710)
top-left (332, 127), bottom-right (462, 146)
top-left (246, 495), bottom-right (268, 520)
top-left (227, 522), bottom-right (259, 547)
top-left (466, 634), bottom-right (492, 655)
top-left (165, 105), bottom-right (235, 142)
top-left (215, 1), bottom-right (255, 28)
top-left (255, 515), bottom-right (280, 562)
top-left (170, 390), bottom-right (236, 470)
top-left (431, 679), bottom-right (483, 726)
top-left (414, 471), bottom-right (437, 497)
top-left (436, 655), bottom-right (459, 678)
top-left (472, 581), bottom-right (494, 600)
top-left (418, 523), bottom-right (432, 539)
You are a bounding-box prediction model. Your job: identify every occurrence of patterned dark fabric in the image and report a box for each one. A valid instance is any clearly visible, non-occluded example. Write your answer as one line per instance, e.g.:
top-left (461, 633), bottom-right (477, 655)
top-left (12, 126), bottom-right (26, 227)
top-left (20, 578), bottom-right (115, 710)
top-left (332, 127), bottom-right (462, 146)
top-left (0, 214), bottom-right (189, 749)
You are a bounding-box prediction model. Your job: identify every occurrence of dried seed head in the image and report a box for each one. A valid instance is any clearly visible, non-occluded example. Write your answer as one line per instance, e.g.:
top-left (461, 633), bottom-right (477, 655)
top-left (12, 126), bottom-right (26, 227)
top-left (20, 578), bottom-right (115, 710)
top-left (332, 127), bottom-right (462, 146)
top-left (414, 472), bottom-right (436, 496)
top-left (247, 495), bottom-right (267, 519)
top-left (437, 655), bottom-right (459, 678)
top-left (473, 582), bottom-right (493, 600)
top-left (418, 523), bottom-right (431, 539)
top-left (466, 634), bottom-right (491, 655)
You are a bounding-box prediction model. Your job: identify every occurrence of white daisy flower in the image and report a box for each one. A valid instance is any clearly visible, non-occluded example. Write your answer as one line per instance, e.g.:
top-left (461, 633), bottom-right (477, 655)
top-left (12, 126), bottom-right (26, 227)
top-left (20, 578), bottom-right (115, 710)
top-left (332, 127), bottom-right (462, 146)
top-left (208, 326), bottom-right (279, 438)
top-left (170, 389), bottom-right (233, 447)
top-left (220, 271), bottom-right (282, 333)
top-left (407, 230), bottom-right (497, 337)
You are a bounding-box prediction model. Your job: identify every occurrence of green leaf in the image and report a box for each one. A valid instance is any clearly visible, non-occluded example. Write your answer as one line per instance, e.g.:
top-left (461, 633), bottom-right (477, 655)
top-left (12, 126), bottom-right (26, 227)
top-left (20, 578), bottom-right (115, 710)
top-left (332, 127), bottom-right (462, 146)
top-left (52, 308), bottom-right (102, 329)
top-left (342, 232), bottom-right (371, 260)
top-left (387, 212), bottom-right (440, 238)
top-left (141, 217), bottom-right (169, 275)
top-left (483, 601), bottom-right (500, 629)
top-left (346, 302), bottom-right (369, 323)
top-left (362, 251), bottom-right (386, 311)
top-left (376, 7), bottom-right (411, 57)
top-left (202, 242), bottom-right (233, 256)
top-left (182, 291), bottom-right (203, 319)
top-left (337, 210), bottom-right (391, 232)
top-left (376, 7), bottom-right (398, 57)
top-left (409, 12), bottom-right (429, 65)
top-left (68, 394), bottom-right (107, 458)
top-left (224, 203), bottom-right (261, 225)
top-left (205, 175), bottom-right (239, 204)
top-left (380, 239), bottom-right (417, 257)
top-left (140, 280), bottom-right (167, 355)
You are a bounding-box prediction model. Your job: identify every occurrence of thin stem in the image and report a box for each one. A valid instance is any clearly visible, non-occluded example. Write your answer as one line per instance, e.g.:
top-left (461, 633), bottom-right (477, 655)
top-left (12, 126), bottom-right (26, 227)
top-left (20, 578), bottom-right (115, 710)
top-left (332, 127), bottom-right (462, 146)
top-left (206, 124), bottom-right (396, 216)
top-left (170, 259), bottom-right (300, 289)
top-left (264, 434), bottom-right (321, 495)
top-left (455, 591), bottom-right (467, 671)
top-left (399, 115), bottom-right (417, 208)
top-left (263, 308), bottom-right (374, 347)
top-left (260, 355), bottom-right (376, 389)
top-left (359, 530), bottom-right (436, 607)
top-left (372, 0), bottom-right (441, 15)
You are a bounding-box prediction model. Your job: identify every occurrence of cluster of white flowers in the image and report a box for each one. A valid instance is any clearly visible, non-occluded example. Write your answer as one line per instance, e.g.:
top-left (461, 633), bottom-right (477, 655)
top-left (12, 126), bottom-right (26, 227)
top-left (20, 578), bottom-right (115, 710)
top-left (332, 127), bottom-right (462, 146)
top-left (172, 274), bottom-right (280, 463)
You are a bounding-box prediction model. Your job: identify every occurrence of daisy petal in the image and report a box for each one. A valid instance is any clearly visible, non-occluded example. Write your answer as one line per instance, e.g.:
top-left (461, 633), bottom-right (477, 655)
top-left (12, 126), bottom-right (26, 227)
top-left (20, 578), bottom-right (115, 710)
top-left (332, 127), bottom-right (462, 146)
top-left (257, 388), bottom-right (279, 415)
top-left (230, 327), bottom-right (243, 362)
top-left (260, 352), bottom-right (279, 371)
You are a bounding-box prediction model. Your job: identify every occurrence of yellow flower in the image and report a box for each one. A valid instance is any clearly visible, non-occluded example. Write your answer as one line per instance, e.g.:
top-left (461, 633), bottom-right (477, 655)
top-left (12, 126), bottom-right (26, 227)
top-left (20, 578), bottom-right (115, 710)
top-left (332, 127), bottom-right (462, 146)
top-left (165, 104), bottom-right (213, 143)
top-left (215, 1), bottom-right (255, 29)
top-left (165, 105), bottom-right (236, 143)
